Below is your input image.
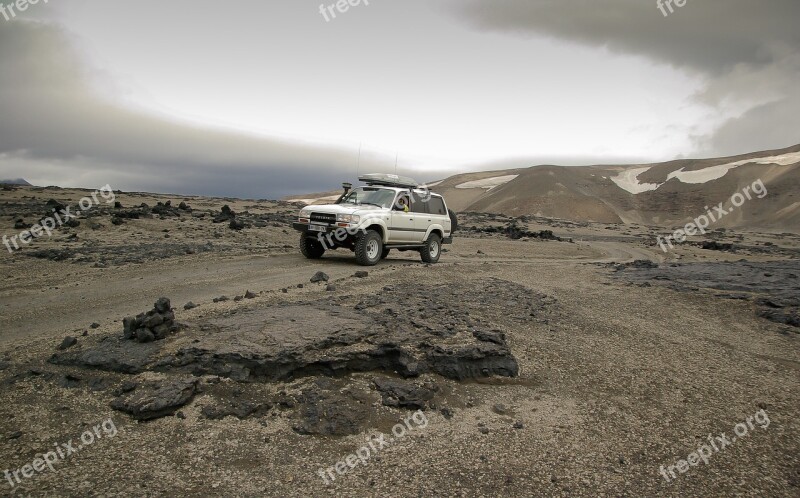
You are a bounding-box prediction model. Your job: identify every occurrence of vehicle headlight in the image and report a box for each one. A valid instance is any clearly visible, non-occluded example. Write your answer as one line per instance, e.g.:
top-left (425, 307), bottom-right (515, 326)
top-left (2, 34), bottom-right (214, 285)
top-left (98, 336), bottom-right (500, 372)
top-left (337, 214), bottom-right (360, 223)
top-left (299, 209), bottom-right (311, 219)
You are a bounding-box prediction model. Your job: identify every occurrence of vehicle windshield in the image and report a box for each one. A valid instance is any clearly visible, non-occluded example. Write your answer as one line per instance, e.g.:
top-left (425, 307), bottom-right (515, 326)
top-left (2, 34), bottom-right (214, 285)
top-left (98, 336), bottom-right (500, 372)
top-left (340, 187), bottom-right (396, 208)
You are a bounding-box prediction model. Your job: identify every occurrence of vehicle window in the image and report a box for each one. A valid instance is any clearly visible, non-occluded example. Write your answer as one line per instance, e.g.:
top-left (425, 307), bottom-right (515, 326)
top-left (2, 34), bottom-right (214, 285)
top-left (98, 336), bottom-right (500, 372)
top-left (341, 187), bottom-right (395, 208)
top-left (410, 192), bottom-right (428, 213)
top-left (428, 197), bottom-right (446, 215)
top-left (393, 193), bottom-right (411, 211)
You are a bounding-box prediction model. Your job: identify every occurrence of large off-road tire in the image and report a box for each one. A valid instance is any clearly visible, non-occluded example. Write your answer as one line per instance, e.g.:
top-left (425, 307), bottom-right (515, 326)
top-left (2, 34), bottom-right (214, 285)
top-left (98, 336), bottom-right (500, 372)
top-left (355, 230), bottom-right (383, 266)
top-left (300, 235), bottom-right (325, 259)
top-left (381, 248), bottom-right (391, 260)
top-left (448, 209), bottom-right (459, 233)
top-left (420, 233), bottom-right (442, 264)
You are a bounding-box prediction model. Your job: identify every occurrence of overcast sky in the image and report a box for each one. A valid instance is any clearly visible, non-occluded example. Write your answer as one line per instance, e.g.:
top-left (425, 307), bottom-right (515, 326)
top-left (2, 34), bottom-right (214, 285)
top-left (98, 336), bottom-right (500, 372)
top-left (0, 0), bottom-right (798, 198)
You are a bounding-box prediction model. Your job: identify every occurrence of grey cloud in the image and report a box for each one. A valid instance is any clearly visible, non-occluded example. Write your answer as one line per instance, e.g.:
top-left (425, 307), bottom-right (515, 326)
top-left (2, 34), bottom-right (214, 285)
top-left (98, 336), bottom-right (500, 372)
top-left (450, 0), bottom-right (800, 73)
top-left (0, 22), bottom-right (443, 198)
top-left (450, 0), bottom-right (800, 156)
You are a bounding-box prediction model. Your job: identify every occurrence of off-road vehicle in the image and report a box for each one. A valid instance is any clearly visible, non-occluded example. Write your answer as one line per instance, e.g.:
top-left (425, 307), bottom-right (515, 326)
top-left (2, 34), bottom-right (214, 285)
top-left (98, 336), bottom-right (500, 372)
top-left (292, 174), bottom-right (457, 266)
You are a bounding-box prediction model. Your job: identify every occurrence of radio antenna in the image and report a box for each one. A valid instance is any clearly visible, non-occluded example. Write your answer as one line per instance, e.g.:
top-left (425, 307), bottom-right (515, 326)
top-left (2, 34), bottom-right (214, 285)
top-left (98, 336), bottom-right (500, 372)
top-left (394, 153), bottom-right (398, 175)
top-left (356, 142), bottom-right (362, 177)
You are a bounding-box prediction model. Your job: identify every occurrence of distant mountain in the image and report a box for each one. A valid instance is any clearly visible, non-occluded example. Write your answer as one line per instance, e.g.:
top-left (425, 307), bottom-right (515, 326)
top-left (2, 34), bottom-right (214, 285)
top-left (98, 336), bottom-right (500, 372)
top-left (0, 178), bottom-right (32, 186)
top-left (433, 144), bottom-right (800, 231)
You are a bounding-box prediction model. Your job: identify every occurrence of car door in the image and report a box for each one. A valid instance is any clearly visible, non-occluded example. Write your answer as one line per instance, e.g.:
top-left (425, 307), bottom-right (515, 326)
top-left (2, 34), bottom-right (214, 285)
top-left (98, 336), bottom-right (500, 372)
top-left (389, 193), bottom-right (417, 242)
top-left (411, 191), bottom-right (435, 242)
top-left (424, 196), bottom-right (450, 238)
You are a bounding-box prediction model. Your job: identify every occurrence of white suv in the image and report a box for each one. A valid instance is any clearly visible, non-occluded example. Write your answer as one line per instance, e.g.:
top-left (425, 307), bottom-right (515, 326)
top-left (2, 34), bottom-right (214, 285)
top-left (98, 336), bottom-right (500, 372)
top-left (292, 174), bottom-right (455, 266)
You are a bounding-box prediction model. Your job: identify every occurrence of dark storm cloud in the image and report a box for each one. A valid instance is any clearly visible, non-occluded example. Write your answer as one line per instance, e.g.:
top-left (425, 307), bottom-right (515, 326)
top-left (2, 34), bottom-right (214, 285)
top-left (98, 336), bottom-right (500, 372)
top-left (451, 0), bottom-right (800, 155)
top-left (451, 0), bottom-right (800, 73)
top-left (0, 22), bottom-right (422, 198)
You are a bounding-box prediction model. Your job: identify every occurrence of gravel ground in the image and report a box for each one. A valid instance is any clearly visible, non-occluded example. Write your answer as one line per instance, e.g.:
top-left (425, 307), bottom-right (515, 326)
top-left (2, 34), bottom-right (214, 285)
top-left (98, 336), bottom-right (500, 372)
top-left (0, 187), bottom-right (798, 497)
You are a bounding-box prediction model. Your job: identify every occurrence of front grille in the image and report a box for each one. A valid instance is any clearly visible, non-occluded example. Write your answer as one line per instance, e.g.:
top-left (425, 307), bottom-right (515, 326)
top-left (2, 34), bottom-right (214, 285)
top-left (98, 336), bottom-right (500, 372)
top-left (310, 213), bottom-right (336, 225)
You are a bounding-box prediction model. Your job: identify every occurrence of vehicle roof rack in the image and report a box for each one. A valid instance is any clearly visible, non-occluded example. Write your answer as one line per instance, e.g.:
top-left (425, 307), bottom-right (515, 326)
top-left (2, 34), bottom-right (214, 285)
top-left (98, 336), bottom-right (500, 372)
top-left (358, 173), bottom-right (419, 189)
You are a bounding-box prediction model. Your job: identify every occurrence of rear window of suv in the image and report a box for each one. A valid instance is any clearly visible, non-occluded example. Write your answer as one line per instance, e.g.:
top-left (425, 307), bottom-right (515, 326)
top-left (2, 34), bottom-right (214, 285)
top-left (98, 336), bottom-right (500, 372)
top-left (427, 197), bottom-right (447, 215)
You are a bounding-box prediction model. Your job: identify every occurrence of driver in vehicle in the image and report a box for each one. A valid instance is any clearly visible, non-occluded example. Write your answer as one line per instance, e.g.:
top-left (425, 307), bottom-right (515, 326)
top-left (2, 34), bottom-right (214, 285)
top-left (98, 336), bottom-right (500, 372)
top-left (396, 194), bottom-right (410, 212)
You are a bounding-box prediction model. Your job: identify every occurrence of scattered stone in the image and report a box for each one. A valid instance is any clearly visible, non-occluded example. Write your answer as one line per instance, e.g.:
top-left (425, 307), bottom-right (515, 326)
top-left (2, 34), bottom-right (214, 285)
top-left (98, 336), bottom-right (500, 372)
top-left (245, 290), bottom-right (257, 299)
top-left (325, 284), bottom-right (337, 292)
top-left (373, 377), bottom-right (436, 410)
top-left (45, 199), bottom-right (66, 213)
top-left (14, 219), bottom-right (32, 229)
top-left (151, 201), bottom-right (181, 218)
top-left (700, 241), bottom-right (735, 252)
top-left (136, 329), bottom-right (155, 343)
top-left (58, 374), bottom-right (82, 389)
top-left (58, 336), bottom-right (78, 350)
top-left (229, 219), bottom-right (246, 231)
top-left (90, 322), bottom-right (100, 329)
top-left (513, 421), bottom-right (524, 429)
top-left (184, 302), bottom-right (198, 310)
top-left (354, 271), bottom-right (369, 278)
top-left (115, 381), bottom-right (138, 395)
top-left (310, 272), bottom-right (329, 283)
top-left (473, 330), bottom-right (506, 345)
top-left (213, 205), bottom-right (237, 223)
top-left (213, 296), bottom-right (230, 303)
top-left (492, 403), bottom-right (509, 415)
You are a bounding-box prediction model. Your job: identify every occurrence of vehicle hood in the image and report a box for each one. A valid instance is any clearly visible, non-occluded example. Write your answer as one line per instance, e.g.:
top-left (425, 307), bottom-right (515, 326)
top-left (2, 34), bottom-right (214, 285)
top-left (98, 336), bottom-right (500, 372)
top-left (302, 204), bottom-right (386, 216)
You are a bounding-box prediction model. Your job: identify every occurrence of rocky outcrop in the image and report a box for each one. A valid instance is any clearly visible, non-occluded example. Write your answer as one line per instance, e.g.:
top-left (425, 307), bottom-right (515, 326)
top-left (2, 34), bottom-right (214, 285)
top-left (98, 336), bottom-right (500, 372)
top-left (123, 298), bottom-right (177, 343)
top-left (110, 377), bottom-right (199, 420)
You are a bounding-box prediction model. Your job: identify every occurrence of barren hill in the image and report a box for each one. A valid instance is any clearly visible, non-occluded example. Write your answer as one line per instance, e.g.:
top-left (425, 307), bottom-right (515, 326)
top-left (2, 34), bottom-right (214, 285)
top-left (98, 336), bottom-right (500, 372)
top-left (433, 144), bottom-right (800, 231)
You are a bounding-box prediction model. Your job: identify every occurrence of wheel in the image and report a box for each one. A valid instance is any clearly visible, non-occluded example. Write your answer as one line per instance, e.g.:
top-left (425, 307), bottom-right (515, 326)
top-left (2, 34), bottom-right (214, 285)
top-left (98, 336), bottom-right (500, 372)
top-left (448, 209), bottom-right (459, 233)
top-left (420, 233), bottom-right (442, 264)
top-left (381, 248), bottom-right (391, 260)
top-left (300, 235), bottom-right (325, 259)
top-left (355, 230), bottom-right (383, 266)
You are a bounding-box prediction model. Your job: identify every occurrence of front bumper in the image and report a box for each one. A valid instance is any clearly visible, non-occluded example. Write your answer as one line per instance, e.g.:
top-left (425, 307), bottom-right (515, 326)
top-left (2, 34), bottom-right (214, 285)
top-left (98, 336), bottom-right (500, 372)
top-left (293, 222), bottom-right (359, 236)
top-left (293, 222), bottom-right (334, 234)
